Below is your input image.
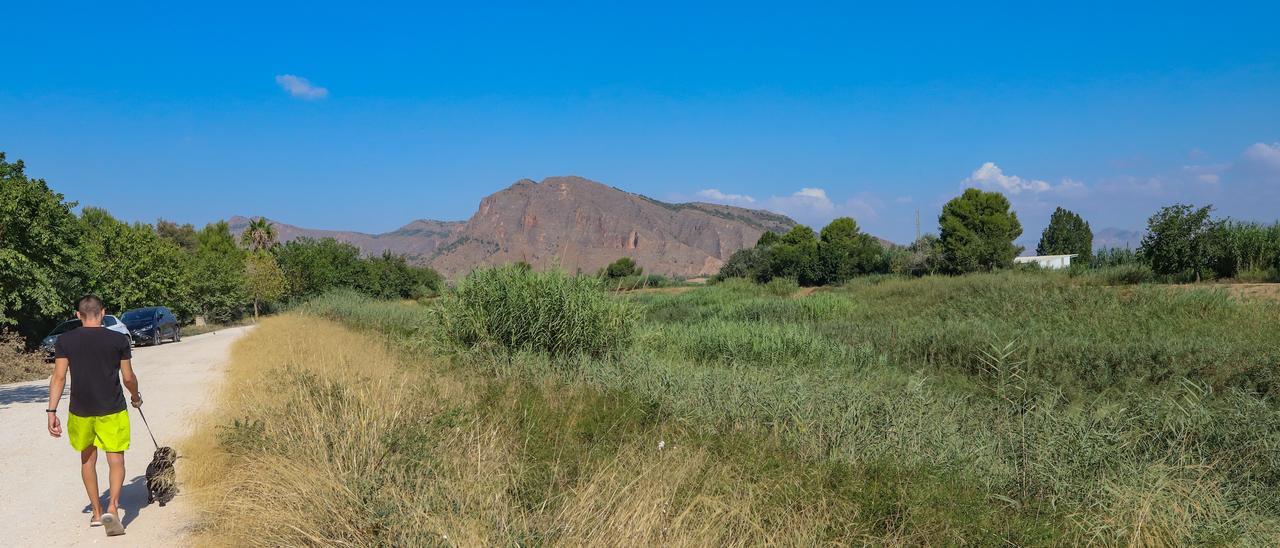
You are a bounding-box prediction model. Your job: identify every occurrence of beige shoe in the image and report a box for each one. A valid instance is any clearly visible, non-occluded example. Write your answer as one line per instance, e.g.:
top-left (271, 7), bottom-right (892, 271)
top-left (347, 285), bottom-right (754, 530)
top-left (100, 513), bottom-right (125, 536)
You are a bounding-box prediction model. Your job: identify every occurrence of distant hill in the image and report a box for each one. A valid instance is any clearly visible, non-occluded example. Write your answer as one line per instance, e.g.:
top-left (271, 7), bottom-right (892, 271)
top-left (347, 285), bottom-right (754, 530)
top-left (231, 175), bottom-right (801, 278)
top-left (226, 216), bottom-right (465, 262)
top-left (1094, 227), bottom-right (1144, 250)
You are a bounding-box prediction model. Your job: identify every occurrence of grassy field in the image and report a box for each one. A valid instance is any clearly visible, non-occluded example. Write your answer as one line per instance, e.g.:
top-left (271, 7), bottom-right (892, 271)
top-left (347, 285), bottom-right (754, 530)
top-left (188, 270), bottom-right (1280, 545)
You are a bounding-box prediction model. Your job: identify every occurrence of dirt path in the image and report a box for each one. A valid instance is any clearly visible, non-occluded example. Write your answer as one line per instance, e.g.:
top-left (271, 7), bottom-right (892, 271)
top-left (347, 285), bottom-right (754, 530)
top-left (0, 326), bottom-right (252, 547)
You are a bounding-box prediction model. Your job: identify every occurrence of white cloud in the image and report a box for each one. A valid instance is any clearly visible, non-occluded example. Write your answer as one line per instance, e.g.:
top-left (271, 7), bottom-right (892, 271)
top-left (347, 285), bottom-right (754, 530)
top-left (964, 162), bottom-right (1092, 197)
top-left (766, 188), bottom-right (839, 220)
top-left (693, 186), bottom-right (881, 227)
top-left (695, 188), bottom-right (756, 205)
top-left (965, 162), bottom-right (1052, 194)
top-left (275, 74), bottom-right (329, 100)
top-left (1240, 142), bottom-right (1280, 174)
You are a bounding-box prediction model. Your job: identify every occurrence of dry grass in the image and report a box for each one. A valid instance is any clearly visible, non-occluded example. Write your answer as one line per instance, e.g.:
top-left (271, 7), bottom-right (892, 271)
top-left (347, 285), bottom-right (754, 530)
top-left (183, 315), bottom-right (871, 546)
top-left (0, 330), bottom-right (48, 384)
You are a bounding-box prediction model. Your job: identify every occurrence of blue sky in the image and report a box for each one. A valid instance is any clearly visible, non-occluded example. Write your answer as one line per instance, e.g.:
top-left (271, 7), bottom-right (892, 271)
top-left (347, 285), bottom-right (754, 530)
top-left (2, 1), bottom-right (1278, 246)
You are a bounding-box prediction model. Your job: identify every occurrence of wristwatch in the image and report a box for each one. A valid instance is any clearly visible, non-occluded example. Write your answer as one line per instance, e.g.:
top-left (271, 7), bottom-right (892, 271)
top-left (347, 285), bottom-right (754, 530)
top-left (46, 409), bottom-right (57, 413)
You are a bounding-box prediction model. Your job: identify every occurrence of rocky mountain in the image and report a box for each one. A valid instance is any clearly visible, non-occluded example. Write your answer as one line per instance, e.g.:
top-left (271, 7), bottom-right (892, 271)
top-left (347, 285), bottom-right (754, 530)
top-left (233, 175), bottom-right (799, 278)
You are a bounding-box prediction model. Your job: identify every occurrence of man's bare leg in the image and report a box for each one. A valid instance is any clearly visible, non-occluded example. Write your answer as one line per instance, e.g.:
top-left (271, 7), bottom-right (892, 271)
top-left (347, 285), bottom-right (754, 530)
top-left (80, 447), bottom-right (102, 521)
top-left (105, 452), bottom-right (125, 517)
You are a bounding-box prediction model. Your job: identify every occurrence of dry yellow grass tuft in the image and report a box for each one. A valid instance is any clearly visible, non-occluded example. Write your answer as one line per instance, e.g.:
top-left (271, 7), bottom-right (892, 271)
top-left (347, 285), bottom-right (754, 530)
top-left (0, 330), bottom-right (48, 384)
top-left (182, 315), bottom-right (867, 546)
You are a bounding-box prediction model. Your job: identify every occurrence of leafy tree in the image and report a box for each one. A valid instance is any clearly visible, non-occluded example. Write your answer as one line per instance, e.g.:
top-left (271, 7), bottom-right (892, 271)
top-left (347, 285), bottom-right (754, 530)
top-left (817, 217), bottom-right (884, 284)
top-left (357, 251), bottom-right (442, 300)
top-left (1139, 204), bottom-right (1214, 281)
top-left (939, 188), bottom-right (1023, 273)
top-left (715, 246), bottom-right (770, 282)
top-left (244, 252), bottom-right (286, 320)
top-left (891, 234), bottom-right (945, 277)
top-left (1036, 207), bottom-right (1093, 263)
top-left (273, 238), bottom-right (364, 300)
top-left (190, 222), bottom-right (247, 322)
top-left (78, 208), bottom-right (193, 316)
top-left (769, 225), bottom-right (822, 285)
top-left (756, 231), bottom-right (781, 247)
top-left (156, 219), bottom-right (199, 252)
top-left (601, 257), bottom-right (642, 279)
top-left (0, 153), bottom-right (83, 341)
top-left (240, 218), bottom-right (278, 252)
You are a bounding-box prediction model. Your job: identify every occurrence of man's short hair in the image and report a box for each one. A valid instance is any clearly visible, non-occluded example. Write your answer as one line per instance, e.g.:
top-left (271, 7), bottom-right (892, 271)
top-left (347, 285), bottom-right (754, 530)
top-left (77, 294), bottom-right (105, 317)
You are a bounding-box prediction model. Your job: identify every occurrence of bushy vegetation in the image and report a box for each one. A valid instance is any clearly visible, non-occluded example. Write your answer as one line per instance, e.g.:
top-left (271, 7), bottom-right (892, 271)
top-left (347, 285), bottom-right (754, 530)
top-left (1138, 204), bottom-right (1280, 282)
top-left (718, 189), bottom-right (1279, 288)
top-left (0, 152), bottom-right (441, 344)
top-left (598, 256), bottom-right (641, 279)
top-left (438, 266), bottom-right (635, 358)
top-left (297, 271), bottom-right (1280, 544)
top-left (716, 217), bottom-right (886, 286)
top-left (0, 329), bottom-right (47, 383)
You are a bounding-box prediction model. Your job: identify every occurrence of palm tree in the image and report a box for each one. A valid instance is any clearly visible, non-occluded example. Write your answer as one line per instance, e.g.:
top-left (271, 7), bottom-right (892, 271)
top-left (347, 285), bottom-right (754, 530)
top-left (240, 218), bottom-right (278, 252)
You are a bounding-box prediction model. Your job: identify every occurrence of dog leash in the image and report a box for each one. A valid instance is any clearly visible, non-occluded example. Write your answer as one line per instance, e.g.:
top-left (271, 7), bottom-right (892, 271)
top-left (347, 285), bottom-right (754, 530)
top-left (136, 406), bottom-right (160, 449)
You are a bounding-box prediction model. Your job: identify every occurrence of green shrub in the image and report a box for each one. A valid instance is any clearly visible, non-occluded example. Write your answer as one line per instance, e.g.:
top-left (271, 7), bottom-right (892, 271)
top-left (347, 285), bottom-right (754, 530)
top-left (439, 266), bottom-right (636, 358)
top-left (764, 277), bottom-right (799, 296)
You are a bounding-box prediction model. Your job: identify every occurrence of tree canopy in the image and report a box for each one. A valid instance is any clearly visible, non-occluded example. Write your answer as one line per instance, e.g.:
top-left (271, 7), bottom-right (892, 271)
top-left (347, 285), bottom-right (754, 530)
top-left (716, 220), bottom-right (885, 286)
top-left (1139, 204), bottom-right (1214, 282)
top-left (240, 218), bottom-right (278, 252)
top-left (601, 257), bottom-right (642, 279)
top-left (818, 217), bottom-right (884, 284)
top-left (938, 188), bottom-right (1023, 273)
top-left (0, 153), bottom-right (83, 339)
top-left (1, 152), bottom-right (445, 343)
top-left (1036, 207), bottom-right (1092, 263)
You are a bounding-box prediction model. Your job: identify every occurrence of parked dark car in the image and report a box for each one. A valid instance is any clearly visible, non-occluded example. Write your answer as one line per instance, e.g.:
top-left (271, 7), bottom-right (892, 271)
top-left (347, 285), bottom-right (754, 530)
top-left (41, 315), bottom-right (131, 359)
top-left (121, 306), bottom-right (182, 346)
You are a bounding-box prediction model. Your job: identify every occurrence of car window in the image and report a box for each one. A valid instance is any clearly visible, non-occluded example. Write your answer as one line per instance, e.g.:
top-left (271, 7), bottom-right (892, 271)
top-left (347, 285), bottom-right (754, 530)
top-left (122, 309), bottom-right (153, 322)
top-left (103, 316), bottom-right (119, 327)
top-left (50, 319), bottom-right (82, 336)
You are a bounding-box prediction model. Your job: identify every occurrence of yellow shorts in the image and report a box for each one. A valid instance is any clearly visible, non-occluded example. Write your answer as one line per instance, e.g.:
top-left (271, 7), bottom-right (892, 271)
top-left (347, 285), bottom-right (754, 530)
top-left (67, 410), bottom-right (131, 452)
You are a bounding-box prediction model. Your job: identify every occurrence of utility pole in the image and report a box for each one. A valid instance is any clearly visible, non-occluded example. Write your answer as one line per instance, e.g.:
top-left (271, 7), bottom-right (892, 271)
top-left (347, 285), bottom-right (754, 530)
top-left (915, 209), bottom-right (921, 242)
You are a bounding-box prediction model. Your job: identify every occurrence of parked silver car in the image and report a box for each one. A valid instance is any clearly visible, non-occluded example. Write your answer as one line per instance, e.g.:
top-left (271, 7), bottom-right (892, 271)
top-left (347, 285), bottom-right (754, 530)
top-left (40, 315), bottom-right (132, 359)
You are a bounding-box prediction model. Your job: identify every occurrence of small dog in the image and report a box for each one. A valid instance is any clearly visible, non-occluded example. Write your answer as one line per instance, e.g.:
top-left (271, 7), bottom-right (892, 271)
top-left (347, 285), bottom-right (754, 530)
top-left (145, 446), bottom-right (178, 506)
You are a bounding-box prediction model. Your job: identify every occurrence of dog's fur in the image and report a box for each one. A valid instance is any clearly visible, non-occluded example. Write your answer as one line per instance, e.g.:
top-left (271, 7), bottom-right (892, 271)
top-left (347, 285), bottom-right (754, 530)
top-left (145, 446), bottom-right (178, 506)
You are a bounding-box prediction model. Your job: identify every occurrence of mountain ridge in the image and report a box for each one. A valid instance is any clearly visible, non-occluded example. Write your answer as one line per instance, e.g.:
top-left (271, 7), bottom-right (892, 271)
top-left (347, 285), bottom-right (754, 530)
top-left (230, 175), bottom-right (800, 278)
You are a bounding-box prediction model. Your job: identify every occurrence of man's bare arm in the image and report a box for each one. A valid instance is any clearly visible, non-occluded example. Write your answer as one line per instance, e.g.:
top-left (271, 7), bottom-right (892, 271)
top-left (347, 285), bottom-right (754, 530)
top-left (47, 357), bottom-right (69, 437)
top-left (120, 359), bottom-right (141, 407)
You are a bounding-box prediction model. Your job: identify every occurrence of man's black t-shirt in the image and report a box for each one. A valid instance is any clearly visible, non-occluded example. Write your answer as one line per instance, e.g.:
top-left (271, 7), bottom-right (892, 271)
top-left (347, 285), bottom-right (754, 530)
top-left (54, 327), bottom-right (131, 417)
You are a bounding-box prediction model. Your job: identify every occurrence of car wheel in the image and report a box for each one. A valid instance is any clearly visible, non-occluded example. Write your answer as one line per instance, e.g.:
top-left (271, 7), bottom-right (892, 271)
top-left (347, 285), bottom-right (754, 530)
top-left (174, 327), bottom-right (181, 342)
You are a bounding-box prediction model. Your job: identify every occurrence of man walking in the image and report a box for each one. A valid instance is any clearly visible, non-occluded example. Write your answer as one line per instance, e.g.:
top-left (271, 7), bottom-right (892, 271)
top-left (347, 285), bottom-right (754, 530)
top-left (47, 295), bottom-right (142, 537)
